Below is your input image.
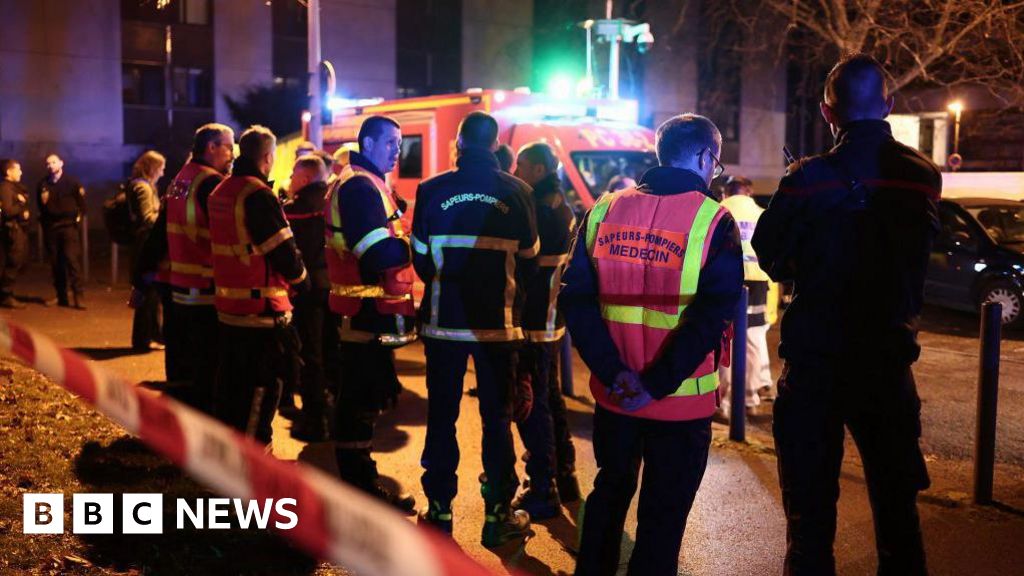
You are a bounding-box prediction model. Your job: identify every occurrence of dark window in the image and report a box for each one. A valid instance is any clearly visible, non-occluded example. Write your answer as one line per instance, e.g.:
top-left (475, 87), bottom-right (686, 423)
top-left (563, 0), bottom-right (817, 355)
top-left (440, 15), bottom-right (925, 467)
top-left (172, 67), bottom-right (212, 108)
top-left (123, 64), bottom-right (165, 106)
top-left (178, 0), bottom-right (210, 25)
top-left (399, 136), bottom-right (423, 178)
top-left (397, 0), bottom-right (461, 97)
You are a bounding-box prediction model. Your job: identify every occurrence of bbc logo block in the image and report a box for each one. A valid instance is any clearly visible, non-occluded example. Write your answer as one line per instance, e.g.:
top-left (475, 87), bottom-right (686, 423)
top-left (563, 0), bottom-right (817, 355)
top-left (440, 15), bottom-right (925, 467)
top-left (23, 494), bottom-right (64, 534)
top-left (24, 493), bottom-right (162, 534)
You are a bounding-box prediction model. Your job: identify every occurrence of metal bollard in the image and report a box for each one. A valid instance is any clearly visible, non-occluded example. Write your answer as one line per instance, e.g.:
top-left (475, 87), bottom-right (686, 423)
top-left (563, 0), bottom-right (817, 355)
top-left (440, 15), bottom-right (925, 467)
top-left (561, 333), bottom-right (575, 397)
top-left (729, 286), bottom-right (748, 442)
top-left (974, 301), bottom-right (1002, 504)
top-left (81, 215), bottom-right (89, 282)
top-left (111, 242), bottom-right (119, 285)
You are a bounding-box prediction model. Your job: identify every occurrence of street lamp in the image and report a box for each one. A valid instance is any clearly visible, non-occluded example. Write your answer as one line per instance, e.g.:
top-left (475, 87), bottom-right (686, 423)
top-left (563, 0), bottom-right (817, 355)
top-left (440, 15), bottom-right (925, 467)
top-left (947, 100), bottom-right (964, 171)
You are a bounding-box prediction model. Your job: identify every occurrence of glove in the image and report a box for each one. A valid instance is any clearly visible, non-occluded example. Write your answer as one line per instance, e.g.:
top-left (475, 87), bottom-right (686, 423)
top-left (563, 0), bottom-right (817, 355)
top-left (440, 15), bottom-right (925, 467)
top-left (512, 370), bottom-right (534, 423)
top-left (619, 385), bottom-right (654, 412)
top-left (608, 370), bottom-right (641, 405)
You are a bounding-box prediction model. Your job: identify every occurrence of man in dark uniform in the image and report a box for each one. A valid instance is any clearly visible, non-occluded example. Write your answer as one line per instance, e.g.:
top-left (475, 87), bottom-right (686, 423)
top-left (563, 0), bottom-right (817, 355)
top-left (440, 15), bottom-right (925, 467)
top-left (37, 153), bottom-right (87, 309)
top-left (510, 141), bottom-right (579, 517)
top-left (208, 125), bottom-right (308, 446)
top-left (283, 155), bottom-right (331, 442)
top-left (412, 111), bottom-right (538, 548)
top-left (0, 159), bottom-right (30, 308)
top-left (752, 54), bottom-right (940, 576)
top-left (326, 115), bottom-right (418, 512)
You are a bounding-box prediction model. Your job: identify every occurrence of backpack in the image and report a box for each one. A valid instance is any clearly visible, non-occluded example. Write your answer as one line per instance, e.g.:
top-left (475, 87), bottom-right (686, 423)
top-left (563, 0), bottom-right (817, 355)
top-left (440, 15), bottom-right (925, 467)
top-left (103, 182), bottom-right (138, 245)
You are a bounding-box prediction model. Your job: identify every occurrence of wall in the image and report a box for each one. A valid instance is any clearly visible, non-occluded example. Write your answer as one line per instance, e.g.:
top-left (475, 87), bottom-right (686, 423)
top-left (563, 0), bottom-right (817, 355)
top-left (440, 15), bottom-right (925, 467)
top-left (0, 0), bottom-right (133, 204)
top-left (213, 0), bottom-right (274, 130)
top-left (320, 0), bottom-right (397, 98)
top-left (462, 0), bottom-right (532, 90)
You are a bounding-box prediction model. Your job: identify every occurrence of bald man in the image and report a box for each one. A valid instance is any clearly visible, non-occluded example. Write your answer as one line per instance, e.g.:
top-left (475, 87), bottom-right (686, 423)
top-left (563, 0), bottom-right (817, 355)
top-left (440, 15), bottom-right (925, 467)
top-left (753, 53), bottom-right (941, 576)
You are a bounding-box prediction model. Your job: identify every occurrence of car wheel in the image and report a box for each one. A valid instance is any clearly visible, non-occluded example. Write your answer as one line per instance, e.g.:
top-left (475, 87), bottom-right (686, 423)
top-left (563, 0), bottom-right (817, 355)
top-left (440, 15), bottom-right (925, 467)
top-left (980, 280), bottom-right (1024, 328)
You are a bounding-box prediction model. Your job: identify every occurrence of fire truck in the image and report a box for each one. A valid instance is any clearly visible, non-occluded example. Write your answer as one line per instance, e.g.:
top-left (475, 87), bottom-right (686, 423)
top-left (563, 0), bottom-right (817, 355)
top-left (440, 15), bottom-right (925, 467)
top-left (314, 88), bottom-right (657, 217)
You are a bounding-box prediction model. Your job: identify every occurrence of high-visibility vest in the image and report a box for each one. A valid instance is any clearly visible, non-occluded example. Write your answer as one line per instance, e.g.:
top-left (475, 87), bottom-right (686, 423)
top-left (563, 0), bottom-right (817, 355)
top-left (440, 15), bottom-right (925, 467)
top-left (166, 162), bottom-right (221, 305)
top-left (585, 187), bottom-right (729, 421)
top-left (720, 194), bottom-right (770, 282)
top-left (324, 166), bottom-right (415, 340)
top-left (208, 175), bottom-right (293, 319)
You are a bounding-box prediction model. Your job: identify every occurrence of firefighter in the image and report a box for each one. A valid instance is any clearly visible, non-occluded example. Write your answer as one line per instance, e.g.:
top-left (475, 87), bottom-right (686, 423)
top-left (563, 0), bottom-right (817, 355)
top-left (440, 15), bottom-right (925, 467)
top-left (560, 114), bottom-right (743, 576)
top-left (752, 54), bottom-right (938, 576)
top-left (37, 153), bottom-right (87, 309)
top-left (159, 123), bottom-right (235, 411)
top-left (510, 141), bottom-right (578, 517)
top-left (326, 115), bottom-right (416, 512)
top-left (208, 125), bottom-right (307, 445)
top-left (412, 112), bottom-right (538, 547)
top-left (0, 159), bottom-right (30, 309)
top-left (283, 155), bottom-right (331, 441)
top-left (716, 175), bottom-right (775, 419)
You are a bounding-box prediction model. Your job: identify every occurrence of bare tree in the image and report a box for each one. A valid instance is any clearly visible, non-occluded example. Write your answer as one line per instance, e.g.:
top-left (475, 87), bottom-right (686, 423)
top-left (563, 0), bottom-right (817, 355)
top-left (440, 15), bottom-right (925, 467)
top-left (715, 0), bottom-right (1024, 106)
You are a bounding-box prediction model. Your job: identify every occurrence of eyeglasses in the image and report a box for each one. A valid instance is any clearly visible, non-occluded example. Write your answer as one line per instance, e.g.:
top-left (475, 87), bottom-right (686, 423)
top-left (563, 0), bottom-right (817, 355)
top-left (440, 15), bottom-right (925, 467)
top-left (702, 148), bottom-right (725, 179)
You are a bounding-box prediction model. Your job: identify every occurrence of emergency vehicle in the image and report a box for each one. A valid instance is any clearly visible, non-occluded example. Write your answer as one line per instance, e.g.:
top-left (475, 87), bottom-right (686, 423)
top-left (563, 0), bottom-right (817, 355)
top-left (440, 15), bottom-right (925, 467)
top-left (315, 88), bottom-right (657, 217)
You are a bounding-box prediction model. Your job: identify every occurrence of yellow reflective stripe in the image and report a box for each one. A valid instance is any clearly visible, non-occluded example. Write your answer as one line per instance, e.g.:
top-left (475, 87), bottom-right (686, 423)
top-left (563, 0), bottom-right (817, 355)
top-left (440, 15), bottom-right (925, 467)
top-left (254, 227), bottom-right (293, 255)
top-left (172, 292), bottom-right (214, 306)
top-left (679, 197), bottom-right (720, 297)
top-left (411, 234), bottom-right (428, 255)
top-left (288, 267), bottom-right (308, 285)
top-left (211, 243), bottom-right (249, 256)
top-left (169, 261), bottom-right (213, 277)
top-left (536, 253), bottom-right (568, 267)
top-left (216, 287), bottom-right (289, 299)
top-left (518, 237), bottom-right (540, 258)
top-left (182, 168), bottom-right (216, 242)
top-left (166, 223), bottom-right (211, 238)
top-left (233, 179), bottom-right (265, 265)
top-left (330, 283), bottom-right (411, 300)
top-left (353, 227), bottom-right (390, 258)
top-left (526, 327), bottom-right (566, 342)
top-left (430, 235), bottom-right (519, 251)
top-left (600, 303), bottom-right (689, 330)
top-left (667, 372), bottom-right (719, 397)
top-left (421, 325), bottom-right (524, 342)
top-left (584, 193), bottom-right (617, 253)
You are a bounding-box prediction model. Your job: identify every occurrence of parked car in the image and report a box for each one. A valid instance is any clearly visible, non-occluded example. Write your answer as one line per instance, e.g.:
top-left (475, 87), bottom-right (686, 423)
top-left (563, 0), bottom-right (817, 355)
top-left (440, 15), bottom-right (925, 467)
top-left (925, 198), bottom-right (1024, 327)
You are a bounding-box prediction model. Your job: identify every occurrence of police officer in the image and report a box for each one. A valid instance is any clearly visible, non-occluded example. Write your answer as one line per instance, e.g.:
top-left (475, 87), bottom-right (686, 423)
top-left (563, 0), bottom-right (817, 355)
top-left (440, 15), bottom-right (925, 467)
top-left (752, 54), bottom-right (938, 576)
top-left (326, 116), bottom-right (416, 512)
top-left (0, 159), bottom-right (30, 309)
top-left (717, 175), bottom-right (775, 419)
top-left (510, 141), bottom-right (578, 517)
top-left (37, 153), bottom-right (87, 309)
top-left (153, 123), bottom-right (235, 410)
top-left (208, 125), bottom-right (307, 445)
top-left (412, 112), bottom-right (538, 547)
top-left (560, 114), bottom-right (742, 576)
top-left (283, 155), bottom-right (331, 442)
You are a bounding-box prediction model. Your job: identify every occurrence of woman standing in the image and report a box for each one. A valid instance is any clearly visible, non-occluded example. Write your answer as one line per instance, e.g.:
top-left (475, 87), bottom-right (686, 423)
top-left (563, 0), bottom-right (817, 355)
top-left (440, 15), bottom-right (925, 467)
top-left (128, 150), bottom-right (165, 351)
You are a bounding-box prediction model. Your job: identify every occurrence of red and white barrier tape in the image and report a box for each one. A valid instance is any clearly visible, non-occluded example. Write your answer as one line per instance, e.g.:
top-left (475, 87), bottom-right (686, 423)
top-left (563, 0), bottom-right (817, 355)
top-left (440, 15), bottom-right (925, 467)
top-left (0, 317), bottom-right (494, 576)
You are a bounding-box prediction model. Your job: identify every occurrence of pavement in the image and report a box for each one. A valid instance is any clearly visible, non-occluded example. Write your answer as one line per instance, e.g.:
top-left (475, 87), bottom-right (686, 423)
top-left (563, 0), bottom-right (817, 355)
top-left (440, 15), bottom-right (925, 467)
top-left (3, 258), bottom-right (1024, 575)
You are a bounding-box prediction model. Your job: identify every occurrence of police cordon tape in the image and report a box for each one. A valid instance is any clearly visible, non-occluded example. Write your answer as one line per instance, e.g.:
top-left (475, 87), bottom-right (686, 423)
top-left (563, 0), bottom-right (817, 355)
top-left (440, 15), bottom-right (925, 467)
top-left (0, 316), bottom-right (497, 576)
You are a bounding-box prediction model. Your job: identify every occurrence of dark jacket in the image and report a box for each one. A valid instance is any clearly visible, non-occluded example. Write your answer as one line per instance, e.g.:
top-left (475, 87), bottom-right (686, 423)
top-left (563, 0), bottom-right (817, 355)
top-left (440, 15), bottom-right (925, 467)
top-left (0, 180), bottom-right (31, 227)
top-left (37, 173), bottom-right (86, 226)
top-left (522, 173), bottom-right (575, 341)
top-left (126, 178), bottom-right (160, 235)
top-left (559, 167), bottom-right (743, 399)
top-left (751, 120), bottom-right (941, 367)
top-left (284, 180), bottom-right (328, 290)
top-left (411, 147), bottom-right (539, 341)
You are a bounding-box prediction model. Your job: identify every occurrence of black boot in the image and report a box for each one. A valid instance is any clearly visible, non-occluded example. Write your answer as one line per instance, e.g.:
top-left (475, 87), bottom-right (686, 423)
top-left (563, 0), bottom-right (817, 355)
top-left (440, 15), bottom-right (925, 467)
top-left (481, 502), bottom-right (531, 548)
top-left (556, 472), bottom-right (582, 504)
top-left (418, 500), bottom-right (453, 534)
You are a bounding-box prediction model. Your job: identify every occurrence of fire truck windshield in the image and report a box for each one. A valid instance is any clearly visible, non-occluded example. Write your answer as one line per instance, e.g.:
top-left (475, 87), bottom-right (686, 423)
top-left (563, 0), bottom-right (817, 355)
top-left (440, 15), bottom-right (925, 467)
top-left (561, 150), bottom-right (658, 210)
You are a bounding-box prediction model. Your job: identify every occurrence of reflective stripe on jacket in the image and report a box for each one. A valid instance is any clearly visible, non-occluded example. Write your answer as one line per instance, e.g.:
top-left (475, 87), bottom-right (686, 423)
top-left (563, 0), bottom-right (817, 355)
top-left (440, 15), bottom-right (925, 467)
top-left (324, 166), bottom-right (415, 344)
top-left (166, 162), bottom-right (222, 302)
top-left (208, 175), bottom-right (293, 318)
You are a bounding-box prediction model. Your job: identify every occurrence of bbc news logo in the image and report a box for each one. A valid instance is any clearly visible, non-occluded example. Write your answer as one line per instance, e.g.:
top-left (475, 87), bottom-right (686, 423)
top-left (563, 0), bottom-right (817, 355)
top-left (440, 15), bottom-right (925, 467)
top-left (23, 494), bottom-right (299, 534)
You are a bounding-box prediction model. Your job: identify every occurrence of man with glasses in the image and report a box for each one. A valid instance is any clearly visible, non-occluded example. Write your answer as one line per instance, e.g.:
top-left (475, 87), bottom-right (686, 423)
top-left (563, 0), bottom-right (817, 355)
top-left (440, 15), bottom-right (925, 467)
top-left (560, 113), bottom-right (742, 575)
